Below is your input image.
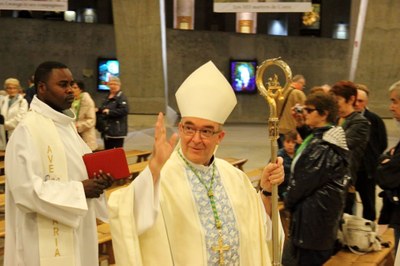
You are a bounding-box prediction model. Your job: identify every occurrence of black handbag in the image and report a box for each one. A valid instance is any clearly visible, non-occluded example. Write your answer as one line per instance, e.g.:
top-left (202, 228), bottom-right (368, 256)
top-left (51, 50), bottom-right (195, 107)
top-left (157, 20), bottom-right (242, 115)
top-left (95, 112), bottom-right (108, 133)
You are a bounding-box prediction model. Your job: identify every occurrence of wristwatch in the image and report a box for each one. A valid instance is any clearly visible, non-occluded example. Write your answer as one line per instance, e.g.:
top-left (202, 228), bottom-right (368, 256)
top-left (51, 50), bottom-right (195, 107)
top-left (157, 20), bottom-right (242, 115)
top-left (261, 188), bottom-right (272, 197)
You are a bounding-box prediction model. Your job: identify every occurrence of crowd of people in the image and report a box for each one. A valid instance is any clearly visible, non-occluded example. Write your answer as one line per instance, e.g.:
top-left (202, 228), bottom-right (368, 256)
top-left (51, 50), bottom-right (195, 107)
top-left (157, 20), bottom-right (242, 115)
top-left (0, 71), bottom-right (129, 152)
top-left (275, 77), bottom-right (396, 265)
top-left (1, 60), bottom-right (399, 265)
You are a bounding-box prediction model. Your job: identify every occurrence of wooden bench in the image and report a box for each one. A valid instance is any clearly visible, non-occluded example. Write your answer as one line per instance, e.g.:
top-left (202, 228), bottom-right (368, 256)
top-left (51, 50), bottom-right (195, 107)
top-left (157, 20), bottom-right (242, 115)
top-left (124, 149), bottom-right (152, 162)
top-left (223, 157), bottom-right (248, 171)
top-left (324, 228), bottom-right (395, 266)
top-left (245, 167), bottom-right (263, 189)
top-left (0, 150), bottom-right (4, 161)
top-left (0, 194), bottom-right (4, 208)
top-left (0, 161), bottom-right (4, 176)
top-left (0, 219), bottom-right (4, 256)
top-left (97, 222), bottom-right (115, 264)
top-left (0, 175), bottom-right (4, 185)
top-left (128, 161), bottom-right (149, 179)
top-left (0, 219), bottom-right (4, 238)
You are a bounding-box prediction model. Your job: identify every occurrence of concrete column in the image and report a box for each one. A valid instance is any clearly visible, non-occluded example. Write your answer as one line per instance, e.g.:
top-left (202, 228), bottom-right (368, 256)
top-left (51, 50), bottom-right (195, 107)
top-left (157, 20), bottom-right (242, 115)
top-left (353, 0), bottom-right (400, 116)
top-left (112, 0), bottom-right (167, 114)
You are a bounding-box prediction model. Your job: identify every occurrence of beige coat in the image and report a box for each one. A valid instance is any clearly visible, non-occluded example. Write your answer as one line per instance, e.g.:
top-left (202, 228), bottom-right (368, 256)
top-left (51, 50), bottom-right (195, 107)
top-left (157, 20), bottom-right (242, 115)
top-left (75, 92), bottom-right (98, 151)
top-left (276, 88), bottom-right (306, 135)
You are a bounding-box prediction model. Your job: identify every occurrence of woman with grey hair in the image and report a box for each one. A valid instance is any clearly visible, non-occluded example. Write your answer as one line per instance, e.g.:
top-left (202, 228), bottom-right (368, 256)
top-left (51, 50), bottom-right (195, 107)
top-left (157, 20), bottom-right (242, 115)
top-left (0, 78), bottom-right (28, 144)
top-left (96, 76), bottom-right (129, 149)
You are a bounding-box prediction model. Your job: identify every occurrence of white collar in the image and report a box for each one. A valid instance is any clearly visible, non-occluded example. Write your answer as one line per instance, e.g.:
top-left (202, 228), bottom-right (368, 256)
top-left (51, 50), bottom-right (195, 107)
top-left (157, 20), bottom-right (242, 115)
top-left (30, 96), bottom-right (76, 124)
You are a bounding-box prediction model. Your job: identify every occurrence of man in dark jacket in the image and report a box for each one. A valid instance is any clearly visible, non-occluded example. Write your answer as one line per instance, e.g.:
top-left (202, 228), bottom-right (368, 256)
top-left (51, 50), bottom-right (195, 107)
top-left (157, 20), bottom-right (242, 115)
top-left (377, 80), bottom-right (400, 254)
top-left (354, 84), bottom-right (388, 221)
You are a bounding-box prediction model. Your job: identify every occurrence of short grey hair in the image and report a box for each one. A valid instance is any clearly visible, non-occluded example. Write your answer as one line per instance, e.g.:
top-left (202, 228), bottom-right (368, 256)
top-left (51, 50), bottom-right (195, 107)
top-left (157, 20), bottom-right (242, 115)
top-left (389, 80), bottom-right (400, 99)
top-left (4, 78), bottom-right (21, 90)
top-left (108, 76), bottom-right (121, 85)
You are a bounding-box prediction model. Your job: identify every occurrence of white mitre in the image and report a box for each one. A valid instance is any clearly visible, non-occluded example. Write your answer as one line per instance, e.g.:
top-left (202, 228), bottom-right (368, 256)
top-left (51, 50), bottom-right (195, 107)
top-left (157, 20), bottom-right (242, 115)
top-left (175, 61), bottom-right (237, 124)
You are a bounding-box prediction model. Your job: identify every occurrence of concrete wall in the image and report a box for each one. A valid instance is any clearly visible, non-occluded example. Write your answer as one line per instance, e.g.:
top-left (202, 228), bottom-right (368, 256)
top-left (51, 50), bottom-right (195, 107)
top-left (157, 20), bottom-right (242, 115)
top-left (0, 17), bottom-right (349, 125)
top-left (0, 18), bottom-right (116, 106)
top-left (166, 29), bottom-right (349, 122)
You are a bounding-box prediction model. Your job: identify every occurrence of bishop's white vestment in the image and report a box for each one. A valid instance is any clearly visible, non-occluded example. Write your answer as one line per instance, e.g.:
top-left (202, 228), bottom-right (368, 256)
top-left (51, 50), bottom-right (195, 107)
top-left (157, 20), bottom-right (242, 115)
top-left (4, 96), bottom-right (108, 266)
top-left (109, 150), bottom-right (283, 265)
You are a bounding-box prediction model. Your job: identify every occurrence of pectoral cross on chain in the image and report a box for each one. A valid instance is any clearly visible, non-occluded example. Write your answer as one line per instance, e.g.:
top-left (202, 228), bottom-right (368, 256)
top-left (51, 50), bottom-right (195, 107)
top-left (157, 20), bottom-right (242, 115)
top-left (212, 230), bottom-right (230, 266)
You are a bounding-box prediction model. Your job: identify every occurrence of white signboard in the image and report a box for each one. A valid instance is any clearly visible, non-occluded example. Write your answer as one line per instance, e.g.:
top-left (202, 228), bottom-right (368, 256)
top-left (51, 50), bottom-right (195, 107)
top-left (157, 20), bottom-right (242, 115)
top-left (214, 1), bottom-right (312, 13)
top-left (0, 0), bottom-right (67, 12)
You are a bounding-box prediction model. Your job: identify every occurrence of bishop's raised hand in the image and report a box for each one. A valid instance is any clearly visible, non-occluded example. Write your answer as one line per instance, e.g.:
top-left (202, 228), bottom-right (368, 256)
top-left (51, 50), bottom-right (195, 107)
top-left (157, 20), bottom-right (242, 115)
top-left (149, 112), bottom-right (178, 184)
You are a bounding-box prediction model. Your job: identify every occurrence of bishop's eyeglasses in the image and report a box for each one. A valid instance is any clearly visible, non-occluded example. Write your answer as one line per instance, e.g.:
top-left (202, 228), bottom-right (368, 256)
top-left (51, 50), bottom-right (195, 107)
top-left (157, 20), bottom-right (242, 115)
top-left (181, 124), bottom-right (221, 138)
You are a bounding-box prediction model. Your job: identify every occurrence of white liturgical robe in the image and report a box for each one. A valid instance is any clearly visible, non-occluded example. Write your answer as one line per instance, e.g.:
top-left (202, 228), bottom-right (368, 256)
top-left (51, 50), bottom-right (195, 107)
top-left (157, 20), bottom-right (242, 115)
top-left (109, 151), bottom-right (283, 265)
top-left (4, 96), bottom-right (108, 266)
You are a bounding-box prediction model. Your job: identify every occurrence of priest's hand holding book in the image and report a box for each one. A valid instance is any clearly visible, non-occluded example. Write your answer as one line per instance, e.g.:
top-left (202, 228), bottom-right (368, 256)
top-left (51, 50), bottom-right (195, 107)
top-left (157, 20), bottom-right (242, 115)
top-left (82, 171), bottom-right (114, 198)
top-left (81, 147), bottom-right (131, 198)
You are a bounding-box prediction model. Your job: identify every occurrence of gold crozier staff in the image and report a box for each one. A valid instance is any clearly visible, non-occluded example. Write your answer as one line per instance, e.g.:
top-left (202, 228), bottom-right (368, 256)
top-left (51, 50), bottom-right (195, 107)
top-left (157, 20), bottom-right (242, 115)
top-left (256, 58), bottom-right (292, 266)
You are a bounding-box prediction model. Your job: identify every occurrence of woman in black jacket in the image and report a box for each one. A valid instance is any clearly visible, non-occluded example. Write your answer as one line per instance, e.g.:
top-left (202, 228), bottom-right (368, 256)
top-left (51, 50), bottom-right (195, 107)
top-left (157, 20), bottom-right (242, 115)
top-left (97, 76), bottom-right (129, 149)
top-left (284, 92), bottom-right (350, 266)
top-left (330, 81), bottom-right (370, 215)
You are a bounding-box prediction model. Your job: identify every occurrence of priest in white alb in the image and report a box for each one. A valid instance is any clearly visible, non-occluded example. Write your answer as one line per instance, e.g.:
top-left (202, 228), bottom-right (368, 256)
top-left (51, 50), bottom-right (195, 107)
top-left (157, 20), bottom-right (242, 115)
top-left (109, 61), bottom-right (285, 265)
top-left (4, 61), bottom-right (113, 266)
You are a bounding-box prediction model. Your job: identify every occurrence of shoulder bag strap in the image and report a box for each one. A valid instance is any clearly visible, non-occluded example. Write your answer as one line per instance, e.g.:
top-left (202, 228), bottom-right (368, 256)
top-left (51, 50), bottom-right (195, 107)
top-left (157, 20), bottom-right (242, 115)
top-left (278, 88), bottom-right (294, 120)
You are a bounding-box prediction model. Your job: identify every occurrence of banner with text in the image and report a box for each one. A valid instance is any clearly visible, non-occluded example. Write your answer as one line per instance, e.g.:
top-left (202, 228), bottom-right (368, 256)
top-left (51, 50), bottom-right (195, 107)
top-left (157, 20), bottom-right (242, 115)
top-left (214, 0), bottom-right (312, 13)
top-left (0, 0), bottom-right (67, 12)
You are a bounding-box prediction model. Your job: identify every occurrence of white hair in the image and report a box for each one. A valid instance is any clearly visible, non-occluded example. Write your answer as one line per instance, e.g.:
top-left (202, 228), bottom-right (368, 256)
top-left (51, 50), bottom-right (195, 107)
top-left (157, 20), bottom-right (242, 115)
top-left (389, 80), bottom-right (400, 99)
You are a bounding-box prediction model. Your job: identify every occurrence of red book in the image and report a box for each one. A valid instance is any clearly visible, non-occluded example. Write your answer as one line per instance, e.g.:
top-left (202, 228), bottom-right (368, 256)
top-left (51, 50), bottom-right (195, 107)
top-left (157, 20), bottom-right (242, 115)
top-left (82, 148), bottom-right (130, 179)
